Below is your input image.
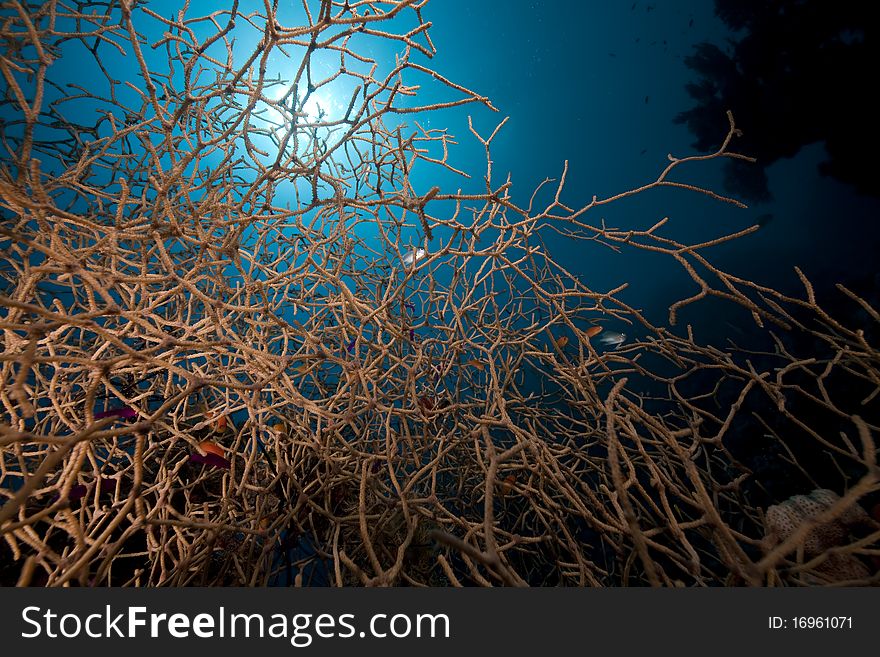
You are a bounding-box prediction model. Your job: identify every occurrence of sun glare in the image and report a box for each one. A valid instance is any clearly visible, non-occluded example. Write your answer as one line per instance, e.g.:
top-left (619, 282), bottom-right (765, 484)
top-left (262, 83), bottom-right (344, 134)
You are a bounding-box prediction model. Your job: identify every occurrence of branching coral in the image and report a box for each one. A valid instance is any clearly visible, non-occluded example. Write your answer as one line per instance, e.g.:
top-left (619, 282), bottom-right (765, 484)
top-left (0, 0), bottom-right (877, 587)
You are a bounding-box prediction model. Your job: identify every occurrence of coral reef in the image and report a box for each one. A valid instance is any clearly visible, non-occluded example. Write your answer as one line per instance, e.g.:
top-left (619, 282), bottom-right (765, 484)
top-left (0, 1), bottom-right (878, 587)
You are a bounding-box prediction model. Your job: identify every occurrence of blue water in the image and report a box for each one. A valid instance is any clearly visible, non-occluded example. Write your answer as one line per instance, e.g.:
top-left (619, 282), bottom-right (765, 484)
top-left (7, 1), bottom-right (877, 334)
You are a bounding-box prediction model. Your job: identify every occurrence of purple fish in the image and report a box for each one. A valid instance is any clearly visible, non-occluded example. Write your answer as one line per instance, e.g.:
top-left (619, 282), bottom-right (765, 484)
top-left (346, 338), bottom-right (356, 353)
top-left (409, 329), bottom-right (415, 341)
top-left (99, 478), bottom-right (118, 494)
top-left (67, 484), bottom-right (88, 501)
top-left (61, 477), bottom-right (117, 502)
top-left (189, 452), bottom-right (231, 470)
top-left (403, 301), bottom-right (415, 312)
top-left (94, 407), bottom-right (137, 420)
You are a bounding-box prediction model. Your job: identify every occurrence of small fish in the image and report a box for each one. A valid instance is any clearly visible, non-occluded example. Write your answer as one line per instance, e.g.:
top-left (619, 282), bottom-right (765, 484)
top-left (403, 301), bottom-right (416, 311)
top-left (67, 484), bottom-right (88, 502)
top-left (294, 363), bottom-right (310, 374)
top-left (498, 474), bottom-right (517, 500)
top-left (401, 248), bottom-right (426, 267)
top-left (555, 336), bottom-right (569, 349)
top-left (199, 440), bottom-right (225, 458)
top-left (466, 359), bottom-right (485, 371)
top-left (200, 402), bottom-right (228, 432)
top-left (723, 320), bottom-right (746, 336)
top-left (98, 478), bottom-right (118, 494)
top-left (94, 406), bottom-right (137, 420)
top-left (644, 95), bottom-right (649, 104)
top-left (346, 338), bottom-right (356, 353)
top-left (584, 326), bottom-right (604, 339)
top-left (212, 414), bottom-right (228, 432)
top-left (597, 331), bottom-right (627, 349)
top-left (60, 478), bottom-right (117, 503)
top-left (756, 213), bottom-right (774, 227)
top-left (189, 452), bottom-right (231, 470)
top-left (409, 329), bottom-right (415, 341)
top-left (688, 18), bottom-right (694, 28)
top-left (418, 395), bottom-right (435, 411)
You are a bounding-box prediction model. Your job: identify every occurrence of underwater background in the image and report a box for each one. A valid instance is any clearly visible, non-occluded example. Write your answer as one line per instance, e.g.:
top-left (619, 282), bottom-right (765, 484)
top-left (429, 0), bottom-right (880, 330)
top-left (1, 0), bottom-right (878, 587)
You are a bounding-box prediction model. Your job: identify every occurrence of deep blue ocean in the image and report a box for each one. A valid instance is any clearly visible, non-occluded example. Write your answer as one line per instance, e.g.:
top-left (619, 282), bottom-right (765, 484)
top-left (420, 1), bottom-right (880, 341)
top-left (8, 0), bottom-right (878, 342)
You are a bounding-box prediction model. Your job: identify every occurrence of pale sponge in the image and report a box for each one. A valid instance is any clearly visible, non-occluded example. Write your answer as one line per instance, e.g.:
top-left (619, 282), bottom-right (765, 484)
top-left (764, 489), bottom-right (872, 583)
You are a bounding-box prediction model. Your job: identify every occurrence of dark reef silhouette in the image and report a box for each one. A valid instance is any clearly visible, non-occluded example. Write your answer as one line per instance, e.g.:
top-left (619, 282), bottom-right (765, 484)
top-left (676, 0), bottom-right (880, 202)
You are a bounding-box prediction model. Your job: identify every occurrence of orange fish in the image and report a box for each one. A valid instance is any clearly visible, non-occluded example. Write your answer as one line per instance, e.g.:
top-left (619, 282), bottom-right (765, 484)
top-left (200, 401), bottom-right (229, 433)
top-left (466, 359), bottom-right (485, 371)
top-left (555, 336), bottom-right (569, 349)
top-left (498, 474), bottom-right (516, 500)
top-left (585, 326), bottom-right (604, 339)
top-left (212, 414), bottom-right (228, 432)
top-left (418, 395), bottom-right (435, 411)
top-left (294, 363), bottom-right (310, 374)
top-left (199, 440), bottom-right (225, 458)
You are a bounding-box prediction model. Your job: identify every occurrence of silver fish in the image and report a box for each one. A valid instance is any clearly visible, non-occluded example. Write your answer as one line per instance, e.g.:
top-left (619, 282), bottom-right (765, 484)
top-left (401, 247), bottom-right (427, 267)
top-left (596, 331), bottom-right (626, 349)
